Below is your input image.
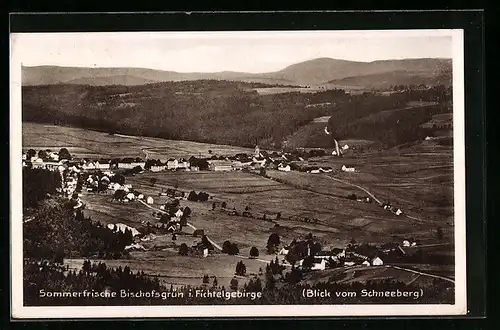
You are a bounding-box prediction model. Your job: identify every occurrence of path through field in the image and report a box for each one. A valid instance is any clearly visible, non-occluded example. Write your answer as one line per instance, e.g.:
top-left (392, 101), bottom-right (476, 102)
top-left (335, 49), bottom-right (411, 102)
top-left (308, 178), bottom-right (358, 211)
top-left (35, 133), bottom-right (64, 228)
top-left (388, 265), bottom-right (455, 283)
top-left (324, 175), bottom-right (383, 205)
top-left (324, 174), bottom-right (435, 225)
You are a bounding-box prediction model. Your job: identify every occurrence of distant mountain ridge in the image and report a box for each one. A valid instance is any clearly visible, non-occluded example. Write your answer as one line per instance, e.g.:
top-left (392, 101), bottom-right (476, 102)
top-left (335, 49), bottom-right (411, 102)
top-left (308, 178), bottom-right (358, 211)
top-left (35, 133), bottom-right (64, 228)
top-left (22, 57), bottom-right (452, 88)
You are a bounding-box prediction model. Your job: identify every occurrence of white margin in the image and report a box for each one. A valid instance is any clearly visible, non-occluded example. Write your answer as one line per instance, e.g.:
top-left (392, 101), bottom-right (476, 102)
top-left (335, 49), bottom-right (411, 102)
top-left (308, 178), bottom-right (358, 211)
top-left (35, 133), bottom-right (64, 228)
top-left (10, 29), bottom-right (467, 319)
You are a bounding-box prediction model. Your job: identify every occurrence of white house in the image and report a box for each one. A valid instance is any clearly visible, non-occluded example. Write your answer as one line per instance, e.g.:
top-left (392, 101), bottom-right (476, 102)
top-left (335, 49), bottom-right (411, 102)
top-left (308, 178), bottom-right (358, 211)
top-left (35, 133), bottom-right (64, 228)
top-left (344, 261), bottom-right (356, 267)
top-left (402, 240), bottom-right (411, 247)
top-left (167, 159), bottom-right (179, 170)
top-left (125, 243), bottom-right (146, 251)
top-left (278, 164), bottom-right (291, 172)
top-left (174, 209), bottom-right (184, 218)
top-left (372, 257), bottom-right (384, 266)
top-left (278, 247), bottom-right (289, 255)
top-left (362, 260), bottom-right (371, 266)
top-left (107, 223), bottom-right (140, 237)
top-left (310, 169), bottom-right (321, 174)
top-left (203, 248), bottom-right (209, 258)
top-left (150, 165), bottom-right (166, 172)
top-left (311, 259), bottom-right (327, 271)
top-left (341, 165), bottom-right (355, 172)
top-left (177, 159), bottom-right (190, 170)
top-left (138, 194), bottom-right (144, 200)
top-left (209, 160), bottom-right (233, 172)
top-left (342, 144), bottom-right (350, 151)
top-left (395, 208), bottom-right (403, 216)
top-left (159, 205), bottom-right (165, 210)
top-left (126, 193), bottom-right (135, 200)
top-left (146, 196), bottom-right (154, 205)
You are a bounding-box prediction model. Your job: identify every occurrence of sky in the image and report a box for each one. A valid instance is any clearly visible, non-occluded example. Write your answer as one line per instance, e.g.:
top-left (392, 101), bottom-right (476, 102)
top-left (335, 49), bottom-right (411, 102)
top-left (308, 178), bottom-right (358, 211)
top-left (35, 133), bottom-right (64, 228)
top-left (11, 30), bottom-right (454, 73)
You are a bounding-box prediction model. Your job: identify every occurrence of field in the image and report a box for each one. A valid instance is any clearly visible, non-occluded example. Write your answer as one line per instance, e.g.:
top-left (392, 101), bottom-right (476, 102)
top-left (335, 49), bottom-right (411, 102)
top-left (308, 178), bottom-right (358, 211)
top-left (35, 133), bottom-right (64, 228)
top-left (23, 122), bottom-right (455, 288)
top-left (22, 123), bottom-right (254, 159)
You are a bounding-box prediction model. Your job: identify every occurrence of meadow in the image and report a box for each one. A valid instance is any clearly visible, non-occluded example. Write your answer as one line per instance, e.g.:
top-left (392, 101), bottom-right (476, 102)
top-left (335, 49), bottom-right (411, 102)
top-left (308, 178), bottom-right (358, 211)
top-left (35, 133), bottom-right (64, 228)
top-left (22, 123), bottom-right (254, 159)
top-left (23, 121), bottom-right (455, 289)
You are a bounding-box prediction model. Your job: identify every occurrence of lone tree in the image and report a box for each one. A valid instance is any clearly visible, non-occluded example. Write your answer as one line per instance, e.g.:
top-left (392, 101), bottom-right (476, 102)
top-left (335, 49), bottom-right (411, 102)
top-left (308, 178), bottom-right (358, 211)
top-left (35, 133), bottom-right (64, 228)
top-left (276, 212), bottom-right (281, 221)
top-left (113, 190), bottom-right (127, 201)
top-left (58, 148), bottom-right (72, 160)
top-left (221, 201), bottom-right (227, 209)
top-left (202, 274), bottom-right (210, 284)
top-left (250, 246), bottom-right (259, 258)
top-left (183, 206), bottom-right (191, 217)
top-left (230, 278), bottom-right (239, 290)
top-left (301, 255), bottom-right (315, 271)
top-left (235, 261), bottom-right (247, 276)
top-left (26, 149), bottom-right (36, 160)
top-left (150, 178), bottom-right (157, 186)
top-left (178, 243), bottom-right (189, 256)
top-left (38, 150), bottom-right (47, 160)
top-left (267, 233), bottom-right (281, 254)
top-left (188, 191), bottom-right (198, 201)
top-left (222, 240), bottom-right (232, 254)
top-left (212, 276), bottom-right (218, 288)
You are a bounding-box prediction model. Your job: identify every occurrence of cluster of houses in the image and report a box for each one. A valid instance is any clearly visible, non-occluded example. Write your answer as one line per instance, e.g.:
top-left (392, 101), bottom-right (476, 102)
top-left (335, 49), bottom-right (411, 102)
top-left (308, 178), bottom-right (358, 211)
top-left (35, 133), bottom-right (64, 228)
top-left (23, 144), bottom-right (356, 177)
top-left (382, 202), bottom-right (403, 216)
top-left (276, 236), bottom-right (421, 272)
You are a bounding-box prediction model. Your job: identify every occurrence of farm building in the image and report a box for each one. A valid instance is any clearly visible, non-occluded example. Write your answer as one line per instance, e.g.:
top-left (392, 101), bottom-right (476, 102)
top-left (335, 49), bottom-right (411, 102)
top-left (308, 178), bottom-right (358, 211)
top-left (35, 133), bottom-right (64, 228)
top-left (402, 240), bottom-right (411, 247)
top-left (209, 160), bottom-right (233, 172)
top-left (177, 159), bottom-right (190, 170)
top-left (344, 261), bottom-right (356, 267)
top-left (362, 260), bottom-right (371, 266)
top-left (203, 248), bottom-right (209, 258)
top-left (125, 243), bottom-right (146, 251)
top-left (137, 194), bottom-right (144, 200)
top-left (372, 257), bottom-right (384, 266)
top-left (190, 166), bottom-right (200, 171)
top-left (150, 165), bottom-right (166, 172)
top-left (126, 193), bottom-right (135, 201)
top-left (146, 196), bottom-right (154, 204)
top-left (167, 159), bottom-right (179, 170)
top-left (278, 247), bottom-right (289, 255)
top-left (278, 164), bottom-right (291, 172)
top-left (311, 259), bottom-right (327, 271)
top-left (341, 165), bottom-right (355, 172)
top-left (107, 223), bottom-right (140, 236)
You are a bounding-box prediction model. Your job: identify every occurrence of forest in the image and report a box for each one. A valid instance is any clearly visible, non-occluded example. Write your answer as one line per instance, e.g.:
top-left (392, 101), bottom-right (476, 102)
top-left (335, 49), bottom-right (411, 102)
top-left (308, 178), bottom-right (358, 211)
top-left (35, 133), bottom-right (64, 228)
top-left (23, 199), bottom-right (133, 261)
top-left (24, 260), bottom-right (454, 306)
top-left (22, 79), bottom-right (452, 150)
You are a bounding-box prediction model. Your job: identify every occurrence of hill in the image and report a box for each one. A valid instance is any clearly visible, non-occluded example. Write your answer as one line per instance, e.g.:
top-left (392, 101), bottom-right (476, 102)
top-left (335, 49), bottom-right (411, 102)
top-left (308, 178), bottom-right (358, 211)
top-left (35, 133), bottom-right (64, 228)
top-left (22, 81), bottom-right (452, 149)
top-left (22, 58), bottom-right (451, 88)
top-left (64, 75), bottom-right (158, 86)
top-left (325, 69), bottom-right (452, 89)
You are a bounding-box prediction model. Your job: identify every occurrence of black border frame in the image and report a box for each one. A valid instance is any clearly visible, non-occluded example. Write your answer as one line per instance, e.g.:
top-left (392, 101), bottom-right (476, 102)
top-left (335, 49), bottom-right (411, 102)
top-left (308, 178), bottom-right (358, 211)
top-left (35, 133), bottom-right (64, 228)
top-left (6, 10), bottom-right (486, 325)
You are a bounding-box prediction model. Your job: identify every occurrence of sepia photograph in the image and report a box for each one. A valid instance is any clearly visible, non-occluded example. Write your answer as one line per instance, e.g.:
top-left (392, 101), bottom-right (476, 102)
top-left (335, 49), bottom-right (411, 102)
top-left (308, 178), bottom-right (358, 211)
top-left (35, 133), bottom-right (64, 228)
top-left (10, 29), bottom-right (466, 318)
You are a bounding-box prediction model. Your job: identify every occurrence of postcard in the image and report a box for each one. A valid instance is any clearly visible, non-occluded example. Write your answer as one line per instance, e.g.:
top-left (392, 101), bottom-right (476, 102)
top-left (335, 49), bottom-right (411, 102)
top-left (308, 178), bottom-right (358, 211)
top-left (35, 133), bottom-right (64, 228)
top-left (10, 29), bottom-right (466, 318)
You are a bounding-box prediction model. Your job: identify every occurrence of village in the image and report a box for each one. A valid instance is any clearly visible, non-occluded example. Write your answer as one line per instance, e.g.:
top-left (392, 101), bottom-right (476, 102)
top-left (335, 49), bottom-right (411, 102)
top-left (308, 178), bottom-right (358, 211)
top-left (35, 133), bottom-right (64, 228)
top-left (20, 142), bottom-right (429, 281)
